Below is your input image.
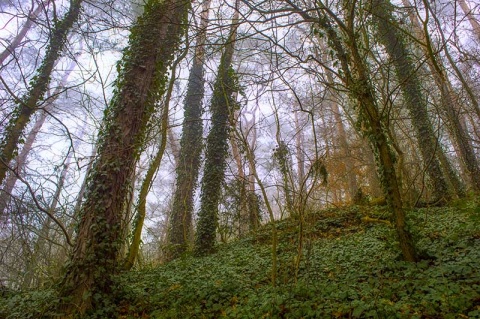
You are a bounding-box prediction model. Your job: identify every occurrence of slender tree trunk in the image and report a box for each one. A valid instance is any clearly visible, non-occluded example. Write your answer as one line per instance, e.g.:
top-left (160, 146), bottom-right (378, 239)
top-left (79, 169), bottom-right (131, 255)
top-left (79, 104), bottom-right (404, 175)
top-left (246, 110), bottom-right (260, 231)
top-left (309, 7), bottom-right (418, 261)
top-left (0, 0), bottom-right (82, 185)
top-left (458, 0), bottom-right (480, 42)
top-left (22, 142), bottom-right (76, 288)
top-left (57, 0), bottom-right (190, 316)
top-left (167, 0), bottom-right (211, 260)
top-left (370, 0), bottom-right (458, 201)
top-left (229, 114), bottom-right (249, 236)
top-left (167, 124), bottom-right (180, 167)
top-left (194, 3), bottom-right (240, 256)
top-left (0, 0), bottom-right (52, 65)
top-left (331, 104), bottom-right (359, 201)
top-left (364, 145), bottom-right (383, 198)
top-left (402, 0), bottom-right (480, 192)
top-left (124, 50), bottom-right (182, 270)
top-left (421, 0), bottom-right (480, 124)
top-left (0, 58), bottom-right (76, 216)
top-left (294, 112), bottom-right (306, 183)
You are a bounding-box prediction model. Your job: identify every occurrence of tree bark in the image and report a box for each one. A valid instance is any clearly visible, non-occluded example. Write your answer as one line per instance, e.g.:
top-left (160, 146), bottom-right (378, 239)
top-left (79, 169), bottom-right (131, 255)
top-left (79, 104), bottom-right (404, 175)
top-left (229, 113), bottom-right (249, 236)
top-left (294, 112), bottom-right (306, 184)
top-left (167, 0), bottom-right (211, 260)
top-left (370, 0), bottom-right (456, 201)
top-left (194, 3), bottom-right (240, 256)
top-left (0, 0), bottom-right (82, 186)
top-left (402, 0), bottom-right (480, 192)
top-left (57, 0), bottom-right (190, 316)
top-left (0, 57), bottom-right (76, 216)
top-left (245, 110), bottom-right (260, 231)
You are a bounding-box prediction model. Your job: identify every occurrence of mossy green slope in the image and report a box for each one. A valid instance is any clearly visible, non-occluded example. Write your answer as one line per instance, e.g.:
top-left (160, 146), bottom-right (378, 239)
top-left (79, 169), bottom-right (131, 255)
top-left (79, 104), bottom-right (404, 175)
top-left (1, 200), bottom-right (479, 318)
top-left (118, 201), bottom-right (480, 318)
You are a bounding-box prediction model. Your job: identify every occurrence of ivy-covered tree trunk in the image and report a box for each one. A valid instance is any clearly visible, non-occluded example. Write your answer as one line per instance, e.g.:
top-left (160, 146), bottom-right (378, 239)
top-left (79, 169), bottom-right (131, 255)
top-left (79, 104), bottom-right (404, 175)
top-left (0, 112), bottom-right (46, 216)
top-left (311, 9), bottom-right (418, 261)
top-left (124, 51), bottom-right (181, 270)
top-left (0, 0), bottom-right (82, 186)
top-left (167, 0), bottom-right (211, 260)
top-left (402, 0), bottom-right (480, 192)
top-left (0, 59), bottom-right (76, 216)
top-left (370, 0), bottom-right (460, 201)
top-left (274, 140), bottom-right (295, 216)
top-left (194, 8), bottom-right (239, 256)
top-left (246, 113), bottom-right (261, 231)
top-left (57, 0), bottom-right (190, 316)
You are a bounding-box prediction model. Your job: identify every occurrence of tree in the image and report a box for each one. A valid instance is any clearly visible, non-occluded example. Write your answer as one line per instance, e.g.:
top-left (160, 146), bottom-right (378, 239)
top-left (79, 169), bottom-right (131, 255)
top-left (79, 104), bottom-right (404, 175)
top-left (124, 47), bottom-right (186, 270)
top-left (401, 0), bottom-right (480, 192)
top-left (458, 0), bottom-right (480, 42)
top-left (0, 58), bottom-right (77, 216)
top-left (194, 1), bottom-right (240, 256)
top-left (292, 0), bottom-right (419, 261)
top-left (0, 0), bottom-right (83, 186)
top-left (57, 0), bottom-right (191, 316)
top-left (370, 0), bottom-right (461, 201)
top-left (168, 0), bottom-right (212, 260)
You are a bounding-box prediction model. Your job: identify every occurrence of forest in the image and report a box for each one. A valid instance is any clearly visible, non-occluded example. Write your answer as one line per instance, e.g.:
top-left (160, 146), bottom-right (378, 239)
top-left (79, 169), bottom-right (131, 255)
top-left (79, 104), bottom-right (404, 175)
top-left (0, 0), bottom-right (479, 317)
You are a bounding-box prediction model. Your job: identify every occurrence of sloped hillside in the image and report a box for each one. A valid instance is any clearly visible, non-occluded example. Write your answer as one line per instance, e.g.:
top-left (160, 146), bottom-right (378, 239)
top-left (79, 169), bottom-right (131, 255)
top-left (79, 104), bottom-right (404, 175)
top-left (2, 200), bottom-right (480, 318)
top-left (117, 201), bottom-right (480, 318)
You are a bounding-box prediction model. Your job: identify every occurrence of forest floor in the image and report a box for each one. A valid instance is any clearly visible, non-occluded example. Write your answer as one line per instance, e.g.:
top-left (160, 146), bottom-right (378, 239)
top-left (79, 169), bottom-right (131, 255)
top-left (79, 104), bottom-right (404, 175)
top-left (115, 199), bottom-right (480, 319)
top-left (2, 199), bottom-right (480, 318)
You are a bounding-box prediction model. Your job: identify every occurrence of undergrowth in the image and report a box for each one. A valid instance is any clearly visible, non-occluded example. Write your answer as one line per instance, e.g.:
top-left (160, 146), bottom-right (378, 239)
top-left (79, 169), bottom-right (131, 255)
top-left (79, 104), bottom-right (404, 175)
top-left (1, 200), bottom-right (479, 318)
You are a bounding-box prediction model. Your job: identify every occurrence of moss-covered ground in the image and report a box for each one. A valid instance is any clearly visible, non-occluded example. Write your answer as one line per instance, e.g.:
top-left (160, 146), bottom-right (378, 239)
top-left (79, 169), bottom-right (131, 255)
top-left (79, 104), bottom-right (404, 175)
top-left (1, 199), bottom-right (480, 318)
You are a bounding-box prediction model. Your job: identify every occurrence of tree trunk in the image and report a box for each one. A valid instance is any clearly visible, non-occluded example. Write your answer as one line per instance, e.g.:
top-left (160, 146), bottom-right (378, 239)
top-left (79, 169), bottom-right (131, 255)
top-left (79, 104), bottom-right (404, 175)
top-left (124, 50), bottom-right (181, 270)
top-left (364, 144), bottom-right (383, 198)
top-left (194, 3), bottom-right (240, 256)
top-left (402, 0), bottom-right (480, 192)
top-left (246, 110), bottom-right (260, 231)
top-left (0, 58), bottom-right (76, 216)
top-left (458, 0), bottom-right (480, 42)
top-left (370, 0), bottom-right (456, 201)
top-left (167, 124), bottom-right (180, 167)
top-left (57, 0), bottom-right (190, 316)
top-left (0, 0), bottom-right (82, 185)
top-left (167, 0), bottom-right (211, 260)
top-left (229, 113), bottom-right (249, 236)
top-left (294, 112), bottom-right (306, 184)
top-left (0, 0), bottom-right (52, 65)
top-left (421, 0), bottom-right (480, 128)
top-left (309, 7), bottom-right (418, 261)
